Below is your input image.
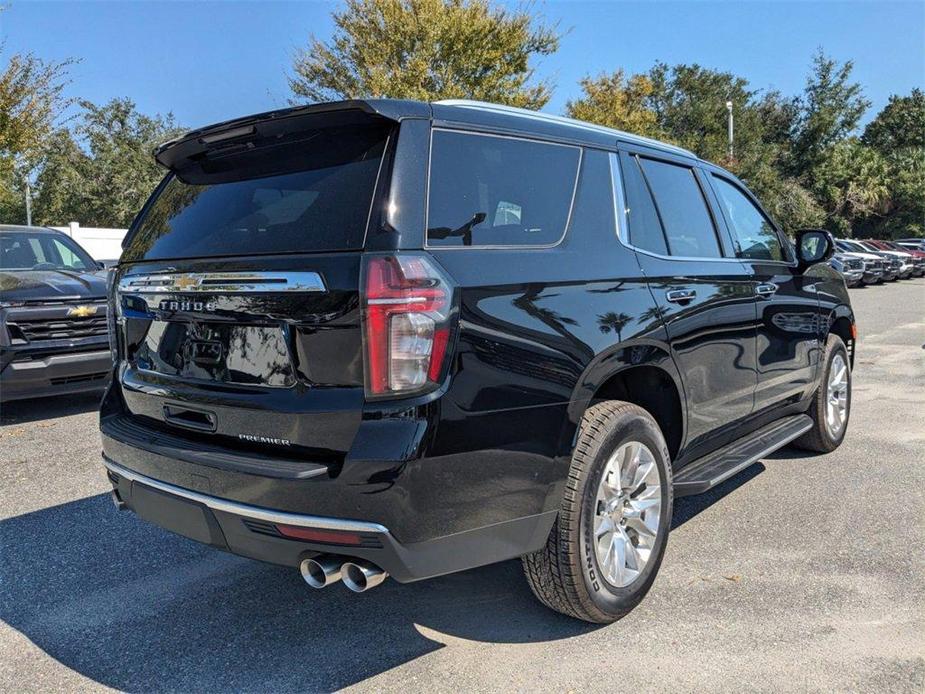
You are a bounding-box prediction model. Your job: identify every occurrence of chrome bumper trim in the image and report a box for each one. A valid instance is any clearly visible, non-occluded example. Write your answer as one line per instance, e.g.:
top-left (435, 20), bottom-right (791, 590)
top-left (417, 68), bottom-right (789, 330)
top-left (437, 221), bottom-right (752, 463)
top-left (102, 456), bottom-right (390, 534)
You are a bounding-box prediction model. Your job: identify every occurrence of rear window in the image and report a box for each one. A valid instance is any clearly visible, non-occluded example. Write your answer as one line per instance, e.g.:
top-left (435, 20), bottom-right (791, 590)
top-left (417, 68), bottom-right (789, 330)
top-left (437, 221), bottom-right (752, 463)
top-left (426, 130), bottom-right (581, 247)
top-left (123, 123), bottom-right (390, 261)
top-left (638, 158), bottom-right (722, 258)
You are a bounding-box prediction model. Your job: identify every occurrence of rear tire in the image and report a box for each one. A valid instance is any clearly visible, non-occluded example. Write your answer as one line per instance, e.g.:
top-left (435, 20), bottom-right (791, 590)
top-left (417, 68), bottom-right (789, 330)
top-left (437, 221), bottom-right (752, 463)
top-left (522, 402), bottom-right (673, 623)
top-left (793, 334), bottom-right (851, 453)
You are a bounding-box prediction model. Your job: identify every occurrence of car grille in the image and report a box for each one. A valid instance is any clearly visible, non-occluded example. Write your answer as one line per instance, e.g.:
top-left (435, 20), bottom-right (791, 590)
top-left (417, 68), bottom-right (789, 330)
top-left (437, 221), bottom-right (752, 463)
top-left (8, 315), bottom-right (109, 341)
top-left (4, 301), bottom-right (109, 344)
top-left (845, 258), bottom-right (863, 270)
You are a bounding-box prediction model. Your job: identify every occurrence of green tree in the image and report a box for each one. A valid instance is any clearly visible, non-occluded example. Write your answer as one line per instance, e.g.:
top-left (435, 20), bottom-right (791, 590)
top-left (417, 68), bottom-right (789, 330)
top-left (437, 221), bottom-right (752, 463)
top-left (645, 62), bottom-right (765, 163)
top-left (565, 70), bottom-right (660, 138)
top-left (862, 89), bottom-right (925, 151)
top-left (791, 51), bottom-right (870, 178)
top-left (289, 0), bottom-right (560, 109)
top-left (32, 99), bottom-right (184, 227)
top-left (29, 128), bottom-right (87, 225)
top-left (883, 147), bottom-right (925, 238)
top-left (0, 45), bottom-right (74, 223)
top-left (638, 63), bottom-right (814, 231)
top-left (812, 138), bottom-right (891, 236)
top-left (860, 91), bottom-right (925, 238)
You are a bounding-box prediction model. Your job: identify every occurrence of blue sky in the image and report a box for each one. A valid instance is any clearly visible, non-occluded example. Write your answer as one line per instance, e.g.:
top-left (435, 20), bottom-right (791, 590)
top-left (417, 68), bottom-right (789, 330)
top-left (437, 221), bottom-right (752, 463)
top-left (4, 1), bottom-right (924, 130)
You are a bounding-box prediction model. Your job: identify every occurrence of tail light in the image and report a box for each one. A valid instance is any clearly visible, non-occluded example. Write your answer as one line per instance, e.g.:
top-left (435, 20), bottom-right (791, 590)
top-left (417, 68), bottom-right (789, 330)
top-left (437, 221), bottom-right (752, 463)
top-left (361, 254), bottom-right (456, 397)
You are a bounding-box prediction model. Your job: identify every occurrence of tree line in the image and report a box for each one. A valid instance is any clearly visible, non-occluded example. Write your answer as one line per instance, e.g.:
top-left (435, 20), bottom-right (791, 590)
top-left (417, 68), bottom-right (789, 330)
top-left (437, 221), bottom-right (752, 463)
top-left (1, 0), bottom-right (922, 238)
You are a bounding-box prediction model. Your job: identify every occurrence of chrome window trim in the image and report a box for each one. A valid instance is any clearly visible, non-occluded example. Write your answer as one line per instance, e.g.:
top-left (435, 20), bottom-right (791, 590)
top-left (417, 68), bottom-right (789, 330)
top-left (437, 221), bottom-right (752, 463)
top-left (118, 271), bottom-right (327, 294)
top-left (103, 456), bottom-right (391, 534)
top-left (424, 127), bottom-right (583, 251)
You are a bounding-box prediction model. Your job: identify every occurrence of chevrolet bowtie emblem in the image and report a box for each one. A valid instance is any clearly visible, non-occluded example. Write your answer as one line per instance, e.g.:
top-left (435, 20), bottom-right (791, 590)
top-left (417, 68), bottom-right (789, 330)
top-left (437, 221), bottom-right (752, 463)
top-left (67, 305), bottom-right (98, 318)
top-left (173, 275), bottom-right (202, 290)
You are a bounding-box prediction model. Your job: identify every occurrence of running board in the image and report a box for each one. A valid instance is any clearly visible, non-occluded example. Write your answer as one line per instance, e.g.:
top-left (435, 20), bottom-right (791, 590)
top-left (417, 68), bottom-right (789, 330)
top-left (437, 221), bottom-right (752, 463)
top-left (672, 414), bottom-right (813, 497)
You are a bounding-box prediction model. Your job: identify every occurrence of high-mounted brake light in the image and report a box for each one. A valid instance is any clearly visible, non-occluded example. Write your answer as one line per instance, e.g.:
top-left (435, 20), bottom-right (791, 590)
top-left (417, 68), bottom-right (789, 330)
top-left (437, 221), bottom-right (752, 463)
top-left (362, 254), bottom-right (455, 397)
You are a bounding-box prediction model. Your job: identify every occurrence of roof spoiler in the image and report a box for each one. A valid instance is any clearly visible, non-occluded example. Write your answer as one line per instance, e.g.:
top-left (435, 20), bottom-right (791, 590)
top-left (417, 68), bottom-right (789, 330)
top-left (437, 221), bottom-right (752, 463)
top-left (154, 99), bottom-right (431, 173)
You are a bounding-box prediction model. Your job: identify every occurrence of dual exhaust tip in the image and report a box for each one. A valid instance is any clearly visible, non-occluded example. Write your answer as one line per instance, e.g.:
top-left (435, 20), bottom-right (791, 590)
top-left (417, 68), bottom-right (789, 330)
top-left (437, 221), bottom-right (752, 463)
top-left (300, 555), bottom-right (388, 593)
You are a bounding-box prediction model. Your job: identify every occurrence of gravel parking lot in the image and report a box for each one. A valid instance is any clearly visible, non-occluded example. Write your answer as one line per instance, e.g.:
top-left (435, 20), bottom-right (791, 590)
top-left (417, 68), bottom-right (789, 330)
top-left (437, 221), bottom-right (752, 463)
top-left (1, 278), bottom-right (923, 693)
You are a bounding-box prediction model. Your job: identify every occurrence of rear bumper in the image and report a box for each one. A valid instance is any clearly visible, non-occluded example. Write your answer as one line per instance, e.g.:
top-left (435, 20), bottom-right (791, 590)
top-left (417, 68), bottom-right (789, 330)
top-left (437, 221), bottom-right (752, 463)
top-left (103, 456), bottom-right (556, 583)
top-left (0, 348), bottom-right (111, 401)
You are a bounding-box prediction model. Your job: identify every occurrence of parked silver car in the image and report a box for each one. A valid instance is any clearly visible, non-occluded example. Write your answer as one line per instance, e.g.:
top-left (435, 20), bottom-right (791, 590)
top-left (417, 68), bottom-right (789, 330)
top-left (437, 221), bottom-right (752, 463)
top-left (829, 253), bottom-right (865, 287)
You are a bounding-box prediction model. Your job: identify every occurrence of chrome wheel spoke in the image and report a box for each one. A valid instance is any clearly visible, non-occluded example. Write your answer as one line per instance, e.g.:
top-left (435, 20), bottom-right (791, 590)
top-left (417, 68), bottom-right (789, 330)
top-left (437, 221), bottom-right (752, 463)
top-left (612, 530), bottom-right (627, 583)
top-left (619, 443), bottom-right (640, 489)
top-left (631, 459), bottom-right (658, 494)
top-left (595, 514), bottom-right (614, 538)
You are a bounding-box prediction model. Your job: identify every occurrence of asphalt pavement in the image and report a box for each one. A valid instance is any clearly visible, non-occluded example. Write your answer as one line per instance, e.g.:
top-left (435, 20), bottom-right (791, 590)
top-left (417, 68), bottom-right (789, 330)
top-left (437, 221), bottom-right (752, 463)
top-left (1, 278), bottom-right (923, 693)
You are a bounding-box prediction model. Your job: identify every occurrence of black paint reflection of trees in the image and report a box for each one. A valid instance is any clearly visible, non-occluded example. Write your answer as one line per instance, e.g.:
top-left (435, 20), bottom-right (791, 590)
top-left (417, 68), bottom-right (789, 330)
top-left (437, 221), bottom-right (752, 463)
top-left (512, 284), bottom-right (578, 342)
top-left (639, 305), bottom-right (665, 328)
top-left (597, 312), bottom-right (632, 341)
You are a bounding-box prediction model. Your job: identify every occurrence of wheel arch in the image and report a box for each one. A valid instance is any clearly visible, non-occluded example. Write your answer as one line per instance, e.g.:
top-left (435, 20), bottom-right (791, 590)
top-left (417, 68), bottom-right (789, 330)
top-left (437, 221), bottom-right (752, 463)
top-left (827, 305), bottom-right (856, 368)
top-left (565, 342), bottom-right (687, 462)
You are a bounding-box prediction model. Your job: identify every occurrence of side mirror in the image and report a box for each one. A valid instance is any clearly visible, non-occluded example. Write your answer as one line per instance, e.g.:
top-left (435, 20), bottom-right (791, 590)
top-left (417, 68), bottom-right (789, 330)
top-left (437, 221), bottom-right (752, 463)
top-left (795, 229), bottom-right (835, 268)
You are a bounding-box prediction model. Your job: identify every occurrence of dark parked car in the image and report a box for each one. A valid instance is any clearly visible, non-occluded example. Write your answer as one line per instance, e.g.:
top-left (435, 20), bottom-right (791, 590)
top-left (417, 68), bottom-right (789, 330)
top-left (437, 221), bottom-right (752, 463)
top-left (1, 225), bottom-right (111, 402)
top-left (101, 100), bottom-right (855, 623)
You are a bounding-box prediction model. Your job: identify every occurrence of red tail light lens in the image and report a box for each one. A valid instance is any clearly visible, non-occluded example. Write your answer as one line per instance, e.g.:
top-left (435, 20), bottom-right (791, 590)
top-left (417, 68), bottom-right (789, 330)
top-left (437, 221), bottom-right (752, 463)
top-left (362, 254), bottom-right (455, 397)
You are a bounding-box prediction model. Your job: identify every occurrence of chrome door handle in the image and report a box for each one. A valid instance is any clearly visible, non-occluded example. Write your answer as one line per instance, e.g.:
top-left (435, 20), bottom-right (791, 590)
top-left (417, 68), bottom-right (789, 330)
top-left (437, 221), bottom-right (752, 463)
top-left (665, 289), bottom-right (697, 304)
top-left (755, 283), bottom-right (778, 298)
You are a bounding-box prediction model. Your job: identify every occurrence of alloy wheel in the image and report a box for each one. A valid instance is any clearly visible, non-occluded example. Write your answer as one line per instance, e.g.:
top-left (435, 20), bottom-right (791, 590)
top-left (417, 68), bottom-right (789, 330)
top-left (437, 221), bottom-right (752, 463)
top-left (825, 353), bottom-right (849, 438)
top-left (592, 441), bottom-right (663, 588)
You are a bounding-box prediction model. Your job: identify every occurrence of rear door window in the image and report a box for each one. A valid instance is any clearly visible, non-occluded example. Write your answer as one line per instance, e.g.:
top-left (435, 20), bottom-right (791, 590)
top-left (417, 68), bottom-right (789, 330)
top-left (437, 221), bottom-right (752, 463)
top-left (637, 158), bottom-right (722, 258)
top-left (427, 130), bottom-right (581, 247)
top-left (123, 123), bottom-right (390, 261)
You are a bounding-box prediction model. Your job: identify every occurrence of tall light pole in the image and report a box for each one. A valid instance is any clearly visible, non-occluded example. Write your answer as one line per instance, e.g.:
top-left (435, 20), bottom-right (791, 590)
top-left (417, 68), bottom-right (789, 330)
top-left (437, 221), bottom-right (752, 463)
top-left (726, 100), bottom-right (734, 159)
top-left (25, 179), bottom-right (32, 226)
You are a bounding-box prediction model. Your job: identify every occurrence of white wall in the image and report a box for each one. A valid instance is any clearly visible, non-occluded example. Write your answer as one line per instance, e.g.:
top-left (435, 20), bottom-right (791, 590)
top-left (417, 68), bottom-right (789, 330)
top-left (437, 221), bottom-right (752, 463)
top-left (51, 222), bottom-right (126, 260)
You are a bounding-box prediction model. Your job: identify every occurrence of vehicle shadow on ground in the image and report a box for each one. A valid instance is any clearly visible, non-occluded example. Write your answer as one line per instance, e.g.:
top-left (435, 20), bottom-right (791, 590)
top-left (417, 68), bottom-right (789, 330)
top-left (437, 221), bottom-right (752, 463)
top-left (671, 462), bottom-right (765, 530)
top-left (0, 493), bottom-right (600, 691)
top-left (2, 454), bottom-right (790, 690)
top-left (0, 392), bottom-right (102, 425)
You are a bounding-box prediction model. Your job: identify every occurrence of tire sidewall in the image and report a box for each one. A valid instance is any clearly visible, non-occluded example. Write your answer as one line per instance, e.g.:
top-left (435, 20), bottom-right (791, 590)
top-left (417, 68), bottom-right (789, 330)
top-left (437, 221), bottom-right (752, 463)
top-left (577, 411), bottom-right (672, 617)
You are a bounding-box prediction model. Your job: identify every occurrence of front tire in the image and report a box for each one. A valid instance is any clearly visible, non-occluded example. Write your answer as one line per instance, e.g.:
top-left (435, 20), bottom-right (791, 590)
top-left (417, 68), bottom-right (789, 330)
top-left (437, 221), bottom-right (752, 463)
top-left (793, 334), bottom-right (851, 453)
top-left (522, 402), bottom-right (673, 623)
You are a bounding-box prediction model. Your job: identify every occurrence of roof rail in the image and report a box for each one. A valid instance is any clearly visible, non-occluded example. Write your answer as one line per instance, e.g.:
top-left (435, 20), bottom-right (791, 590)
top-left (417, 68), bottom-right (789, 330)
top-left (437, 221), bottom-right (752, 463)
top-left (434, 99), bottom-right (697, 158)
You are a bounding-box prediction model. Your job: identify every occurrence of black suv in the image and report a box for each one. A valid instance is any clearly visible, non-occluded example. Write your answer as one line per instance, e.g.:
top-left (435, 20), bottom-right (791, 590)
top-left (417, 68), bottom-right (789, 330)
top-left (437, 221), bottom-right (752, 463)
top-left (101, 100), bottom-right (855, 623)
